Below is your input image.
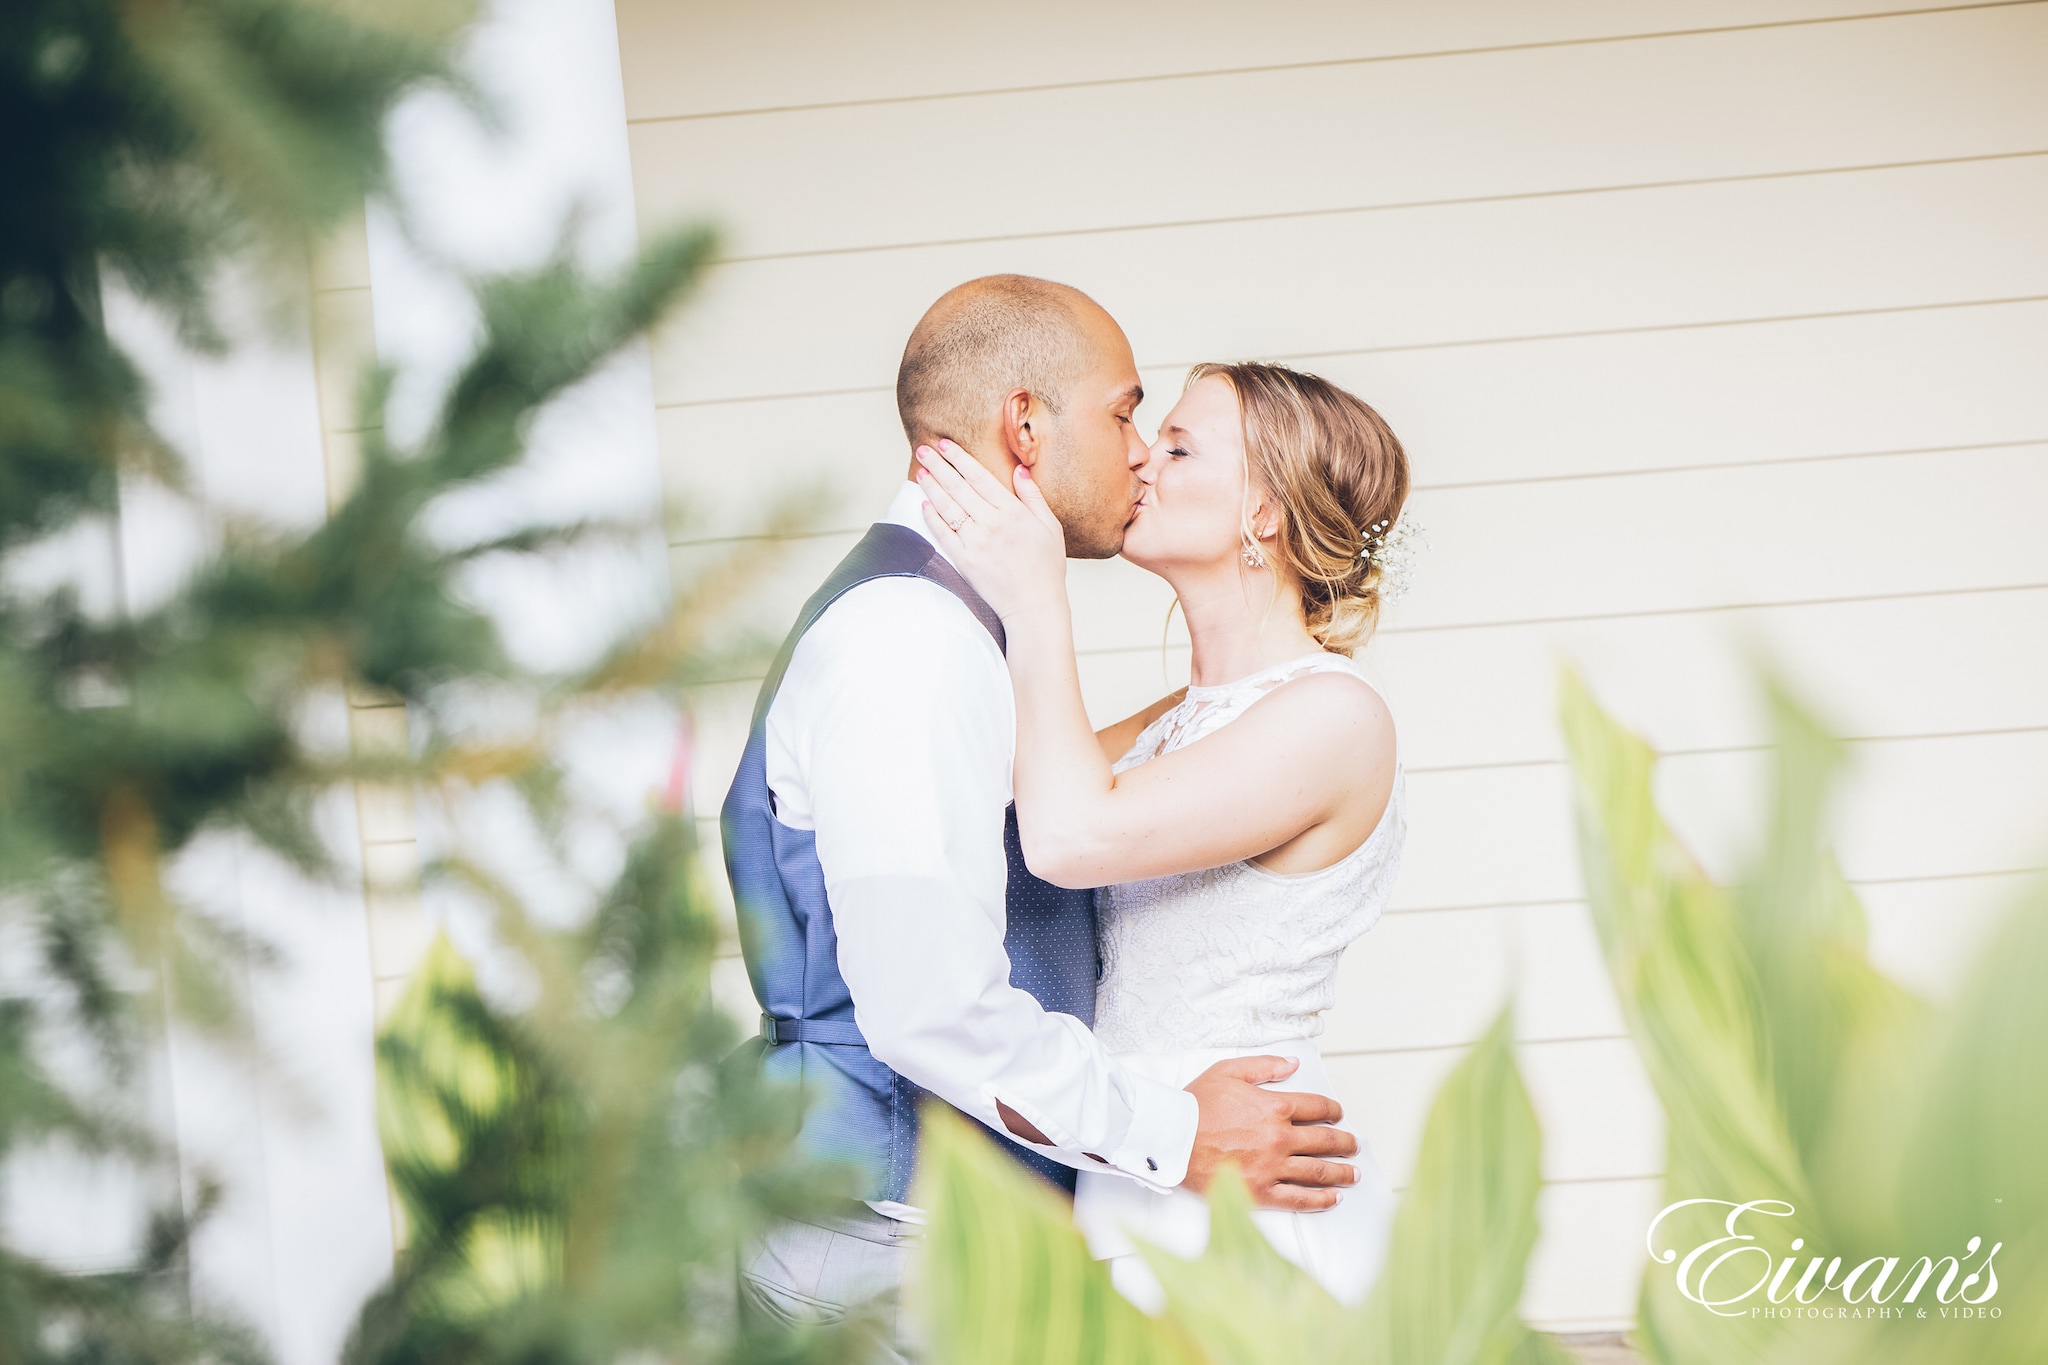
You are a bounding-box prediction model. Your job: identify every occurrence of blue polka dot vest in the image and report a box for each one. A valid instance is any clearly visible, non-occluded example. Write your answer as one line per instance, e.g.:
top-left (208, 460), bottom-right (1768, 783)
top-left (720, 523), bottom-right (1100, 1201)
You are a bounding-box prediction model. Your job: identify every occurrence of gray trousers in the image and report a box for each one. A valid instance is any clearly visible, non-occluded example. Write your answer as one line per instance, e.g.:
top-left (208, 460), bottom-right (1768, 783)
top-left (738, 1202), bottom-right (923, 1362)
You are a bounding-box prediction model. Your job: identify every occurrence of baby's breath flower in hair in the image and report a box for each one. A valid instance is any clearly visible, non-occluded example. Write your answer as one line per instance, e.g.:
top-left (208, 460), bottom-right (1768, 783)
top-left (1359, 511), bottom-right (1427, 605)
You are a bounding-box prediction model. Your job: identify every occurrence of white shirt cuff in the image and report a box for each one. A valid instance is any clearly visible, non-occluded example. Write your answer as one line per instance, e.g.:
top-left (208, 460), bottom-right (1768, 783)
top-left (1103, 1074), bottom-right (1198, 1191)
top-left (980, 1071), bottom-right (1198, 1191)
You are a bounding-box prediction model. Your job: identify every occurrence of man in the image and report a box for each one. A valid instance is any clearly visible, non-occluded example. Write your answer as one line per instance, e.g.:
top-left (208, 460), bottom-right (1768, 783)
top-left (722, 275), bottom-right (1357, 1355)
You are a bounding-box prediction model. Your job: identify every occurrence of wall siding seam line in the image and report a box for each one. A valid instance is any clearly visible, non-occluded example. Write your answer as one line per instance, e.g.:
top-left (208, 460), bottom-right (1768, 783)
top-left (623, 0), bottom-right (2037, 125)
top-left (653, 295), bottom-right (2048, 411)
top-left (1374, 867), bottom-right (2042, 916)
top-left (1417, 437), bottom-right (2048, 493)
top-left (1377, 579), bottom-right (2048, 636)
top-left (1382, 897), bottom-right (1587, 917)
top-left (680, 580), bottom-right (2048, 671)
top-left (1389, 1177), bottom-right (1665, 1201)
top-left (1851, 864), bottom-right (2047, 885)
top-left (659, 384), bottom-right (886, 411)
top-left (706, 149), bottom-right (2048, 267)
top-left (670, 580), bottom-right (2048, 693)
top-left (665, 438), bottom-right (2048, 551)
top-left (1065, 586), bottom-right (2048, 658)
top-left (1244, 295), bottom-right (2048, 368)
top-left (670, 528), bottom-right (859, 549)
top-left (1404, 724), bottom-right (2048, 777)
top-left (1323, 1032), bottom-right (1634, 1058)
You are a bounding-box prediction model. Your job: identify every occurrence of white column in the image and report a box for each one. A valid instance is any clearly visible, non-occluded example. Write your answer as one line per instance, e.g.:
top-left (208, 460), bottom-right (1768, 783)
top-left (100, 252), bottom-right (396, 1365)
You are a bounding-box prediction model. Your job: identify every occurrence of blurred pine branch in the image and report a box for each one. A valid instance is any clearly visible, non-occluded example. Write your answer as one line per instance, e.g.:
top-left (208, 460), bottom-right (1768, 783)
top-left (352, 819), bottom-right (858, 1365)
top-left (1, 2), bottom-right (842, 1362)
top-left (11, 2), bottom-right (2037, 1362)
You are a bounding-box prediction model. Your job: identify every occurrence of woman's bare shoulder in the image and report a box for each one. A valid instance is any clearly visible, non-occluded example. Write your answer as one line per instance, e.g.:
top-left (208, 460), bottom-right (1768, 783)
top-left (1233, 668), bottom-right (1395, 758)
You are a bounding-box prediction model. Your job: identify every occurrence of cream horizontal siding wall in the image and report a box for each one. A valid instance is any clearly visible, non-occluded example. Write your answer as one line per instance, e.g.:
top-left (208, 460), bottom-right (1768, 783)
top-left (617, 0), bottom-right (2048, 1333)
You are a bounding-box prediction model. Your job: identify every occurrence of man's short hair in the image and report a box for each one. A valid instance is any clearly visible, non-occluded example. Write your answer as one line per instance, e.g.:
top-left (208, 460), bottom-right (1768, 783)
top-left (895, 275), bottom-right (1097, 447)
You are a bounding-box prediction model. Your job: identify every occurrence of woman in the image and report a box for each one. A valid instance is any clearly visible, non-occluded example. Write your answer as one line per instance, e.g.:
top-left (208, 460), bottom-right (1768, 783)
top-left (913, 360), bottom-right (1412, 1310)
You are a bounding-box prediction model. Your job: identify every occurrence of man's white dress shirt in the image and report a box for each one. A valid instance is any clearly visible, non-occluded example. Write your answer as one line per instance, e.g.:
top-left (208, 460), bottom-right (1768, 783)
top-left (764, 482), bottom-right (1198, 1213)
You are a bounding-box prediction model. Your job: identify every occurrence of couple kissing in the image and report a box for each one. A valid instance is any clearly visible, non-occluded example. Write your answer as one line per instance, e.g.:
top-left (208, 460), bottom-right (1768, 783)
top-left (724, 273), bottom-right (1412, 1359)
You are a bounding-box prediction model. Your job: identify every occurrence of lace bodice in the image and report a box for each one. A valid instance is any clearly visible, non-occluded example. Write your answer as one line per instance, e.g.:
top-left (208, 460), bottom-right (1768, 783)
top-left (1092, 652), bottom-right (1405, 1052)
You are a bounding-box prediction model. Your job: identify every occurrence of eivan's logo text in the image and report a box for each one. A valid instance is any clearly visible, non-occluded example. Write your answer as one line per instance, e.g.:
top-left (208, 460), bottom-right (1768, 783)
top-left (1647, 1199), bottom-right (2002, 1320)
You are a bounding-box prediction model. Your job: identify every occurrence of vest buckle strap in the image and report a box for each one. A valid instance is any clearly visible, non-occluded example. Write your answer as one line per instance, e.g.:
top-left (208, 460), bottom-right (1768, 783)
top-left (760, 1013), bottom-right (867, 1047)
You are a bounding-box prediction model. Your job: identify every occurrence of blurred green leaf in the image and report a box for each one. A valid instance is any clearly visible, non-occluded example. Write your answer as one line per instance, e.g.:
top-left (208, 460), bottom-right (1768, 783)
top-left (373, 932), bottom-right (564, 1292)
top-left (913, 1106), bottom-right (1198, 1365)
top-left (1141, 1164), bottom-right (1343, 1365)
top-left (1562, 667), bottom-right (2043, 1364)
top-left (351, 818), bottom-right (857, 1365)
top-left (1559, 668), bottom-right (1810, 1365)
top-left (917, 1007), bottom-right (1575, 1365)
top-left (1792, 877), bottom-right (2048, 1365)
top-left (1355, 1008), bottom-right (1573, 1365)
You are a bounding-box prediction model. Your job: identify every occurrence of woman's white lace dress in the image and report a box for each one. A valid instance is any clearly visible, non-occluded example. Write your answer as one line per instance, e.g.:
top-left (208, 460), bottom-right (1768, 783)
top-left (1074, 650), bottom-right (1404, 1310)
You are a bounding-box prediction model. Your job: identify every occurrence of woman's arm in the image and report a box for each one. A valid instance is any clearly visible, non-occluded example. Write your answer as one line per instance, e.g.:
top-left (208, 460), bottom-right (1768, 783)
top-left (1000, 606), bottom-right (1393, 887)
top-left (916, 442), bottom-right (1394, 889)
top-left (1095, 688), bottom-right (1186, 765)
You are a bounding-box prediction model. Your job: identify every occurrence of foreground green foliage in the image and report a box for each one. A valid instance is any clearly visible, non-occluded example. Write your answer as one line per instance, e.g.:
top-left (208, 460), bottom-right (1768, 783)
top-left (1561, 672), bottom-right (2043, 1363)
top-left (914, 672), bottom-right (2043, 1365)
top-left (2, 0), bottom-right (835, 1361)
top-left (9, 4), bottom-right (2040, 1362)
top-left (354, 820), bottom-right (857, 1365)
top-left (1341, 1012), bottom-right (1571, 1365)
top-left (2, 1), bottom-right (475, 1358)
top-left (1, 0), bottom-right (470, 554)
top-left (913, 1008), bottom-right (1571, 1365)
top-left (915, 1114), bottom-right (1193, 1365)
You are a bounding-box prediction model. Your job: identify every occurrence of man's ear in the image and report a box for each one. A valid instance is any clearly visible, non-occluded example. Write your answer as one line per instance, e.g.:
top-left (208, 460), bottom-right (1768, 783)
top-left (999, 388), bottom-right (1041, 468)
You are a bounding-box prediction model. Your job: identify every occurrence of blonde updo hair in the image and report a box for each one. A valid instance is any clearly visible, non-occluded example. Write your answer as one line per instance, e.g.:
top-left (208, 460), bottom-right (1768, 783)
top-left (1187, 361), bottom-right (1410, 656)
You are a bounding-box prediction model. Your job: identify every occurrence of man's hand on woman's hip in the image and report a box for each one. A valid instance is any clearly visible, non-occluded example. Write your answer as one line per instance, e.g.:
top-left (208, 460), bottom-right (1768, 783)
top-left (1182, 1055), bottom-right (1360, 1212)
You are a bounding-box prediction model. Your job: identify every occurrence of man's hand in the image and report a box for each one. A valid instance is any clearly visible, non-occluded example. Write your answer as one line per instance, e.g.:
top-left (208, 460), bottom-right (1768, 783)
top-left (1183, 1055), bottom-right (1359, 1211)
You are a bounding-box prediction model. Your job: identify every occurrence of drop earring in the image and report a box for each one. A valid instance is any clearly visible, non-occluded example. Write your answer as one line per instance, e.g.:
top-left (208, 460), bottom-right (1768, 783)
top-left (1241, 540), bottom-right (1267, 569)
